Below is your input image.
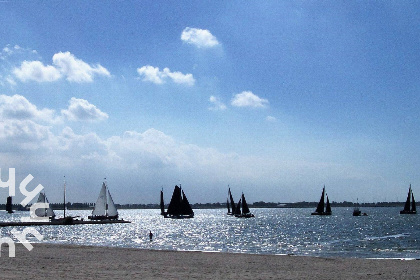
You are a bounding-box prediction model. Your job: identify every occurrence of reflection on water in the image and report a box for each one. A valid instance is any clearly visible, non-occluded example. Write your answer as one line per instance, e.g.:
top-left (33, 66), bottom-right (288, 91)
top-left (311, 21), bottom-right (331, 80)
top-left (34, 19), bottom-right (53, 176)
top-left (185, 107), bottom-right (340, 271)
top-left (1, 207), bottom-right (419, 258)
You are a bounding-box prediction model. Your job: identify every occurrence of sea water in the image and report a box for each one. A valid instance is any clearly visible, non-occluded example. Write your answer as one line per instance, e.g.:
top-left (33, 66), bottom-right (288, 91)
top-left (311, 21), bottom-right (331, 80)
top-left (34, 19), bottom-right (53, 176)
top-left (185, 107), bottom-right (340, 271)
top-left (0, 207), bottom-right (419, 259)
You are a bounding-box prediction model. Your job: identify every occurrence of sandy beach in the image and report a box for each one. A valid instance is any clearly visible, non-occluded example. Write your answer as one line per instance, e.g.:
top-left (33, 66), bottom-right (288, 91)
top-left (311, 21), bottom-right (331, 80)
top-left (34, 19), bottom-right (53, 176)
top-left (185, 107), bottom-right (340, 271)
top-left (0, 243), bottom-right (419, 279)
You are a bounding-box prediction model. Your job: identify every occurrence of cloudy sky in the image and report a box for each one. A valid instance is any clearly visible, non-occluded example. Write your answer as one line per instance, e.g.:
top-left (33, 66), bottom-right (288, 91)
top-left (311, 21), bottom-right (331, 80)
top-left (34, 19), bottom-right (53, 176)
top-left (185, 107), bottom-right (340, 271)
top-left (1, 1), bottom-right (420, 205)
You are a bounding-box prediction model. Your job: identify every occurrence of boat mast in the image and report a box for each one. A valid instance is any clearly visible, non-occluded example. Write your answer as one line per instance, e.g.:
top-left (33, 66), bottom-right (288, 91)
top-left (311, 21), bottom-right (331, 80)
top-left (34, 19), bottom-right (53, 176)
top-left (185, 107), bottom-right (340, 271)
top-left (104, 178), bottom-right (108, 217)
top-left (63, 176), bottom-right (66, 218)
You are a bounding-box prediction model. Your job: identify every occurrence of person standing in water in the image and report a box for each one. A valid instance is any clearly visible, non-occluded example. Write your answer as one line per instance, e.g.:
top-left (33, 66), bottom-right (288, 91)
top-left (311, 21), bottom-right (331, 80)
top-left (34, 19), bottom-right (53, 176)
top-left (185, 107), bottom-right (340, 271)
top-left (149, 230), bottom-right (153, 241)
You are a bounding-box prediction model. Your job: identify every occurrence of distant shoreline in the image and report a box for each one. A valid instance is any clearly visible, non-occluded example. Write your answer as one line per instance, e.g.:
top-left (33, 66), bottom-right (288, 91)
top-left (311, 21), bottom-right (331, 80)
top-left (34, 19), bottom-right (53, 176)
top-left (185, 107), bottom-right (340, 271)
top-left (0, 201), bottom-right (406, 211)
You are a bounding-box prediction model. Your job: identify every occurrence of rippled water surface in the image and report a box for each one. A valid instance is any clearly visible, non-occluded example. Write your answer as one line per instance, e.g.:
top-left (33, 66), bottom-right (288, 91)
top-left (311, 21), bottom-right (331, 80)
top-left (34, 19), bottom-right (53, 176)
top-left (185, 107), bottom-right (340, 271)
top-left (1, 207), bottom-right (419, 258)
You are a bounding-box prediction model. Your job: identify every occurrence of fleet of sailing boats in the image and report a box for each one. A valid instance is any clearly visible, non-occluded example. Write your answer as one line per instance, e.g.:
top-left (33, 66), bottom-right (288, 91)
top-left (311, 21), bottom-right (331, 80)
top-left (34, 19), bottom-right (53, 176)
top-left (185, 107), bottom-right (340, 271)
top-left (400, 184), bottom-right (416, 214)
top-left (160, 185), bottom-right (194, 219)
top-left (311, 186), bottom-right (332, 215)
top-left (1, 181), bottom-right (418, 226)
top-left (0, 179), bottom-right (130, 227)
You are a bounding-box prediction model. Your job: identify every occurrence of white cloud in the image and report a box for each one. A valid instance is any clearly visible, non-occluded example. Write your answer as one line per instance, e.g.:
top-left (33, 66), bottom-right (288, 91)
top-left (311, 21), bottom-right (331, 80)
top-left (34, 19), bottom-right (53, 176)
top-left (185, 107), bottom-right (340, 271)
top-left (61, 97), bottom-right (109, 122)
top-left (0, 119), bottom-right (53, 151)
top-left (137, 65), bottom-right (195, 86)
top-left (136, 65), bottom-right (164, 84)
top-left (13, 60), bottom-right (62, 82)
top-left (163, 68), bottom-right (195, 86)
top-left (0, 95), bottom-right (56, 151)
top-left (208, 96), bottom-right (227, 111)
top-left (231, 91), bottom-right (269, 108)
top-left (12, 51), bottom-right (110, 83)
top-left (0, 94), bottom-right (379, 204)
top-left (181, 27), bottom-right (220, 48)
top-left (0, 94), bottom-right (57, 123)
top-left (1, 45), bottom-right (33, 60)
top-left (266, 116), bottom-right (277, 122)
top-left (52, 52), bottom-right (110, 83)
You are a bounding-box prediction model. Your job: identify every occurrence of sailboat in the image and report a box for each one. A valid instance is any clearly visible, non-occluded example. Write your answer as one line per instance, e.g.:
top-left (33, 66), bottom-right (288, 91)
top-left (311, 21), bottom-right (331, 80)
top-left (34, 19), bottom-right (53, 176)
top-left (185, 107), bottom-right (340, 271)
top-left (160, 188), bottom-right (165, 216)
top-left (160, 185), bottom-right (194, 219)
top-left (88, 181), bottom-right (119, 220)
top-left (400, 184), bottom-right (416, 214)
top-left (234, 192), bottom-right (254, 218)
top-left (227, 187), bottom-right (236, 215)
top-left (352, 198), bottom-right (362, 216)
top-left (311, 186), bottom-right (332, 215)
top-left (6, 196), bottom-right (14, 214)
top-left (35, 191), bottom-right (56, 219)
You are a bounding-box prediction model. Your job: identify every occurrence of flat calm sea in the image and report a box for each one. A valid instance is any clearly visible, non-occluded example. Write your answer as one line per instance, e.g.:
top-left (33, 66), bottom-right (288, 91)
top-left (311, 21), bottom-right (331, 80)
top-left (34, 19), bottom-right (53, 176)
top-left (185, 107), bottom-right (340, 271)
top-left (1, 207), bottom-right (419, 259)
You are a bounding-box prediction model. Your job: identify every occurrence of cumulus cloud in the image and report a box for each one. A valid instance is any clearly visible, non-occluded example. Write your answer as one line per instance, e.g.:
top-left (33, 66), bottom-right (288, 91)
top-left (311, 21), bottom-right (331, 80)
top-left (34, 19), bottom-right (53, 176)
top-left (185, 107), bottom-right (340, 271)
top-left (208, 96), bottom-right (227, 111)
top-left (12, 51), bottom-right (110, 83)
top-left (13, 61), bottom-right (62, 82)
top-left (61, 97), bottom-right (109, 122)
top-left (231, 91), bottom-right (269, 108)
top-left (52, 52), bottom-right (110, 83)
top-left (0, 120), bottom-right (51, 146)
top-left (0, 94), bottom-right (57, 123)
top-left (137, 65), bottom-right (195, 86)
top-left (181, 27), bottom-right (220, 48)
top-left (0, 95), bottom-right (57, 151)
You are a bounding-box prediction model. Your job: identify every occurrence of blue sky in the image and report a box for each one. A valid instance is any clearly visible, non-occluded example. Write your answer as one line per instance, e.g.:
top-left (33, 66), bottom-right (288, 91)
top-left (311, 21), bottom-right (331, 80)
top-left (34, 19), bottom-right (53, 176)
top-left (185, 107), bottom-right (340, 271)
top-left (1, 1), bottom-right (420, 205)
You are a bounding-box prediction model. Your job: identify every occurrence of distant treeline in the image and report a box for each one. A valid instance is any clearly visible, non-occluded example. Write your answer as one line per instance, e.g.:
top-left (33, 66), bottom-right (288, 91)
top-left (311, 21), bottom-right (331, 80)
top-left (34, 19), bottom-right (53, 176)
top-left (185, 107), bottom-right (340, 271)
top-left (0, 201), bottom-right (406, 211)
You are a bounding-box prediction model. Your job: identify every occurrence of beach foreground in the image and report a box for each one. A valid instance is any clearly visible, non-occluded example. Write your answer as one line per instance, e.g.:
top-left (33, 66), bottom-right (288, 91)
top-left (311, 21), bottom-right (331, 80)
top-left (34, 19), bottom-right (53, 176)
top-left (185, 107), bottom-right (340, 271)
top-left (1, 243), bottom-right (420, 279)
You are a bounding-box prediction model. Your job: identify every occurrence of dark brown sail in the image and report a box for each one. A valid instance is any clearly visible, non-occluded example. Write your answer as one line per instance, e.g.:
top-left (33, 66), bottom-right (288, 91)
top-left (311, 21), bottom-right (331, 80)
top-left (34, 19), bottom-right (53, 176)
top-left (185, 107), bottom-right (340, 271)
top-left (312, 186), bottom-right (332, 215)
top-left (164, 185), bottom-right (194, 218)
top-left (400, 185), bottom-right (416, 214)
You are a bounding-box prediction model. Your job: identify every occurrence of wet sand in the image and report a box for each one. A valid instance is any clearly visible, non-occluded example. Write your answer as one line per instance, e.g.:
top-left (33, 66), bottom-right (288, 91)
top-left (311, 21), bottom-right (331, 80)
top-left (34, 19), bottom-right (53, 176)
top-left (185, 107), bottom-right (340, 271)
top-left (1, 243), bottom-right (420, 279)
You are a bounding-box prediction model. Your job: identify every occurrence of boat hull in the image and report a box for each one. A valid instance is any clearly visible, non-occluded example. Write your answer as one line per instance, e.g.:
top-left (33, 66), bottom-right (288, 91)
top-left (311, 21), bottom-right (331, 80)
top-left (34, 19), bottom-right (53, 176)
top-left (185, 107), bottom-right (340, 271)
top-left (0, 218), bottom-right (130, 227)
top-left (235, 213), bottom-right (255, 218)
top-left (400, 210), bottom-right (417, 214)
top-left (311, 212), bottom-right (332, 216)
top-left (88, 215), bottom-right (119, 220)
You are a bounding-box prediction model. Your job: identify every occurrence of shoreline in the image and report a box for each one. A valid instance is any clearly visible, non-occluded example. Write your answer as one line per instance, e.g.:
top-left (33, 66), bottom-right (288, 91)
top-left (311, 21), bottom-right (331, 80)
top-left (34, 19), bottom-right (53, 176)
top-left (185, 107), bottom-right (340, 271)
top-left (1, 243), bottom-right (420, 279)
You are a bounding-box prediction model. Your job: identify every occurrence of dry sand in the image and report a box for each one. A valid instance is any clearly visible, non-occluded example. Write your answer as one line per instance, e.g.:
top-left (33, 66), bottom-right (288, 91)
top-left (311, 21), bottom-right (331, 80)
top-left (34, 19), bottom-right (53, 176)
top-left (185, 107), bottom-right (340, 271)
top-left (1, 243), bottom-right (420, 279)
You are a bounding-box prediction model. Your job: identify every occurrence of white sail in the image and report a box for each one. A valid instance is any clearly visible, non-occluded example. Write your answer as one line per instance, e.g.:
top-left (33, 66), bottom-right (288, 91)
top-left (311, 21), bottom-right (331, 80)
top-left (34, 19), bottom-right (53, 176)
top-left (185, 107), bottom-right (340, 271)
top-left (107, 189), bottom-right (118, 217)
top-left (34, 192), bottom-right (56, 218)
top-left (45, 195), bottom-right (55, 217)
top-left (92, 182), bottom-right (107, 216)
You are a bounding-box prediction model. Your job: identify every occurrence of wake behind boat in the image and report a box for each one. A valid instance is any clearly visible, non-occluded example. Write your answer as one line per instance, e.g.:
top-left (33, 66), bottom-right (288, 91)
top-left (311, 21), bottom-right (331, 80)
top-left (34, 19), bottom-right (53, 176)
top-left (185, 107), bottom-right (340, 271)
top-left (160, 185), bottom-right (194, 219)
top-left (400, 184), bottom-right (416, 214)
top-left (311, 186), bottom-right (332, 216)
